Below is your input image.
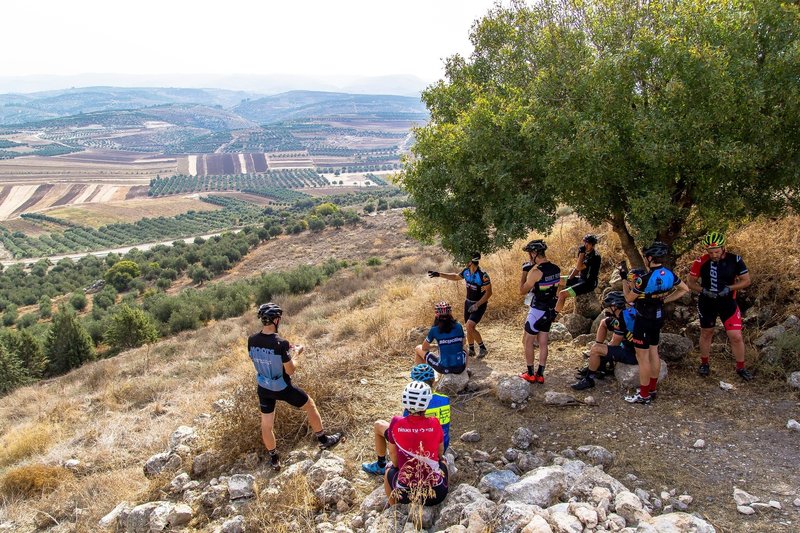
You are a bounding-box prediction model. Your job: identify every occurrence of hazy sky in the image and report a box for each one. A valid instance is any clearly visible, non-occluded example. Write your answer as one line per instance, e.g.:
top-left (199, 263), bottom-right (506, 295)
top-left (5, 0), bottom-right (500, 83)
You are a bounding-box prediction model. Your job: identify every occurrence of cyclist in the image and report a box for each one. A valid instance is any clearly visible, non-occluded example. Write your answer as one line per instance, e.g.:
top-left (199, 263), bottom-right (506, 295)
top-left (622, 242), bottom-right (690, 404)
top-left (362, 364), bottom-right (451, 476)
top-left (428, 252), bottom-right (492, 358)
top-left (555, 234), bottom-right (602, 314)
top-left (519, 240), bottom-right (561, 383)
top-left (687, 232), bottom-right (753, 380)
top-left (383, 381), bottom-right (449, 506)
top-left (247, 302), bottom-right (342, 470)
top-left (571, 291), bottom-right (638, 390)
top-left (414, 301), bottom-right (467, 375)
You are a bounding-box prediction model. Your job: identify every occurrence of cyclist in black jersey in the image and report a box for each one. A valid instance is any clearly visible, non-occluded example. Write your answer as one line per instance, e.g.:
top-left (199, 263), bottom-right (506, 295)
top-left (519, 240), bottom-right (561, 383)
top-left (247, 302), bottom-right (342, 470)
top-left (428, 252), bottom-right (492, 358)
top-left (687, 232), bottom-right (753, 380)
top-left (555, 234), bottom-right (602, 314)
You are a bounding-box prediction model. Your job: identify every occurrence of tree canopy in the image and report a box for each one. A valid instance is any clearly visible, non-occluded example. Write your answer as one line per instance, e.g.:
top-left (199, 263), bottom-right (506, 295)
top-left (399, 0), bottom-right (799, 263)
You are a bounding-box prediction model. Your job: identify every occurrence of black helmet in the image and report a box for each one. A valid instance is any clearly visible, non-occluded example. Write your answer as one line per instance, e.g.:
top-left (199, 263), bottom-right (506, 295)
top-left (642, 241), bottom-right (669, 259)
top-left (257, 302), bottom-right (283, 322)
top-left (583, 234), bottom-right (598, 245)
top-left (470, 252), bottom-right (481, 263)
top-left (603, 291), bottom-right (627, 309)
top-left (523, 239), bottom-right (547, 253)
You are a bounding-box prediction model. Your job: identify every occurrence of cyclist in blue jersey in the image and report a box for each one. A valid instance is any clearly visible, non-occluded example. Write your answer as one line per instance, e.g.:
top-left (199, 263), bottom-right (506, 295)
top-left (248, 303), bottom-right (342, 470)
top-left (428, 252), bottom-right (492, 358)
top-left (362, 364), bottom-right (452, 476)
top-left (621, 243), bottom-right (690, 404)
top-left (414, 301), bottom-right (467, 375)
top-left (571, 291), bottom-right (638, 390)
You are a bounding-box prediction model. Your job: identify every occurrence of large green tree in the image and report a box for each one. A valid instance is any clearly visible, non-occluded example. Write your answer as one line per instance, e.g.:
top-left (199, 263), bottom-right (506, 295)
top-left (104, 304), bottom-right (159, 351)
top-left (399, 0), bottom-right (799, 263)
top-left (45, 306), bottom-right (96, 375)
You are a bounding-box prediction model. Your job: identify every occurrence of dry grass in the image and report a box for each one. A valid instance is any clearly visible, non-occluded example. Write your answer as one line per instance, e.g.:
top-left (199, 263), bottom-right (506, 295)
top-left (44, 196), bottom-right (220, 228)
top-left (0, 422), bottom-right (54, 468)
top-left (0, 464), bottom-right (73, 499)
top-left (246, 472), bottom-right (317, 532)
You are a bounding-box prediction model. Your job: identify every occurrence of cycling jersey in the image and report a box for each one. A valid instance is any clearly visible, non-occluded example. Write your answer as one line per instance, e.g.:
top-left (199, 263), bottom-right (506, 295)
top-left (403, 393), bottom-right (451, 450)
top-left (632, 266), bottom-right (681, 320)
top-left (248, 332), bottom-right (292, 392)
top-left (460, 267), bottom-right (491, 302)
top-left (425, 322), bottom-right (466, 371)
top-left (690, 252), bottom-right (748, 297)
top-left (577, 246), bottom-right (602, 286)
top-left (531, 262), bottom-right (561, 310)
top-left (386, 414), bottom-right (445, 488)
top-left (605, 307), bottom-right (637, 353)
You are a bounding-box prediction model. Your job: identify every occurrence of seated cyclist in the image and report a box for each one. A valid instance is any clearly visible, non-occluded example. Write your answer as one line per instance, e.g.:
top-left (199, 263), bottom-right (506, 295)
top-left (555, 234), bottom-right (602, 314)
top-left (572, 291), bottom-right (638, 390)
top-left (414, 301), bottom-right (467, 375)
top-left (384, 381), bottom-right (449, 507)
top-left (362, 364), bottom-right (451, 476)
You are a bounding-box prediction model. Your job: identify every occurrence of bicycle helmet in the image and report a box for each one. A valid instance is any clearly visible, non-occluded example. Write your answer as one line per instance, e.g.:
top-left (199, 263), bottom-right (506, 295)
top-left (702, 231), bottom-right (725, 248)
top-left (257, 302), bottom-right (283, 323)
top-left (434, 301), bottom-right (452, 317)
top-left (583, 234), bottom-right (598, 245)
top-left (402, 381), bottom-right (433, 413)
top-left (410, 364), bottom-right (435, 383)
top-left (470, 252), bottom-right (481, 263)
top-left (603, 291), bottom-right (627, 309)
top-left (642, 241), bottom-right (669, 259)
top-left (523, 239), bottom-right (547, 253)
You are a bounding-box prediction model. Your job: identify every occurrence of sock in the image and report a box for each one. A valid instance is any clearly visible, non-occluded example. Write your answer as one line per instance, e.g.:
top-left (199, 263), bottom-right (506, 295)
top-left (701, 357), bottom-right (709, 365)
top-left (469, 344), bottom-right (476, 353)
top-left (536, 365), bottom-right (545, 376)
top-left (377, 455), bottom-right (386, 467)
top-left (478, 342), bottom-right (486, 349)
top-left (527, 365), bottom-right (535, 376)
top-left (736, 361), bottom-right (745, 371)
top-left (649, 377), bottom-right (658, 391)
top-left (315, 430), bottom-right (328, 444)
top-left (267, 448), bottom-right (278, 456)
top-left (267, 448), bottom-right (279, 463)
top-left (639, 384), bottom-right (650, 398)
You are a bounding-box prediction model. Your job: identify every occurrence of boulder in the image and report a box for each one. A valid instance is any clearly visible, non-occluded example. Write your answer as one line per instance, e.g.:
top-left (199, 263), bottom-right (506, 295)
top-left (496, 376), bottom-right (531, 406)
top-left (192, 452), bottom-right (215, 476)
top-left (125, 501), bottom-right (162, 533)
top-left (755, 324), bottom-right (786, 347)
top-left (460, 430), bottom-right (481, 443)
top-left (315, 476), bottom-right (355, 508)
top-left (568, 502), bottom-right (598, 529)
top-left (165, 503), bottom-right (192, 528)
top-left (567, 466), bottom-right (627, 499)
top-left (590, 314), bottom-right (606, 335)
top-left (733, 487), bottom-right (759, 506)
top-left (511, 427), bottom-right (536, 449)
top-left (438, 372), bottom-right (470, 395)
top-left (478, 469), bottom-right (520, 501)
top-left (218, 515), bottom-right (245, 533)
top-left (788, 372), bottom-right (800, 390)
top-left (614, 361), bottom-right (667, 390)
top-left (306, 452), bottom-right (346, 489)
top-left (544, 391), bottom-right (579, 406)
top-left (638, 512), bottom-right (716, 532)
top-left (576, 445), bottom-right (615, 469)
top-left (99, 501), bottom-right (131, 530)
top-left (143, 452), bottom-right (181, 478)
top-left (657, 334), bottom-right (693, 363)
top-left (614, 491), bottom-right (649, 526)
top-left (574, 292), bottom-right (603, 319)
top-left (434, 484), bottom-right (496, 531)
top-left (548, 323), bottom-right (572, 342)
top-left (560, 314), bottom-right (593, 337)
top-left (169, 426), bottom-right (198, 451)
top-left (360, 485), bottom-right (389, 514)
top-left (522, 515), bottom-right (553, 533)
top-left (572, 334), bottom-right (594, 347)
top-left (503, 466), bottom-right (567, 507)
top-left (495, 501), bottom-right (544, 533)
top-left (548, 511), bottom-right (583, 533)
top-left (227, 474), bottom-right (255, 500)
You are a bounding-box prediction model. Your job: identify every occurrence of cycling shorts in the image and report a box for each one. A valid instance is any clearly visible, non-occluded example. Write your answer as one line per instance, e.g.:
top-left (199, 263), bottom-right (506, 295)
top-left (606, 345), bottom-right (638, 365)
top-left (425, 352), bottom-right (466, 376)
top-left (631, 315), bottom-right (663, 350)
top-left (564, 277), bottom-right (597, 297)
top-left (386, 460), bottom-right (449, 506)
top-left (257, 384), bottom-right (309, 414)
top-left (698, 297), bottom-right (742, 331)
top-left (464, 300), bottom-right (487, 324)
top-left (524, 307), bottom-right (555, 334)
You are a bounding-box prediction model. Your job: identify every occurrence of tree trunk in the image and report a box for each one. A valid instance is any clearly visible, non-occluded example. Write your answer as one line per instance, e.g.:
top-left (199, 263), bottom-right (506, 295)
top-left (609, 212), bottom-right (644, 268)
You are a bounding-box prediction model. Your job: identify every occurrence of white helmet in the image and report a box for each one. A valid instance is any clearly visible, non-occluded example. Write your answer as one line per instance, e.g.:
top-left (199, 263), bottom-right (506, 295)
top-left (402, 381), bottom-right (433, 413)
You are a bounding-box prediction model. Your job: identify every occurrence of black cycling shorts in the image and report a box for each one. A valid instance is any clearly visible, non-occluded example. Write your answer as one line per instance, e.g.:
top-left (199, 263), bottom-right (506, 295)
top-left (257, 384), bottom-right (309, 414)
top-left (425, 352), bottom-right (467, 376)
top-left (697, 297), bottom-right (743, 331)
top-left (631, 315), bottom-right (663, 350)
top-left (524, 307), bottom-right (555, 334)
top-left (565, 277), bottom-right (597, 297)
top-left (464, 300), bottom-right (487, 324)
top-left (386, 460), bottom-right (449, 506)
top-left (606, 345), bottom-right (638, 365)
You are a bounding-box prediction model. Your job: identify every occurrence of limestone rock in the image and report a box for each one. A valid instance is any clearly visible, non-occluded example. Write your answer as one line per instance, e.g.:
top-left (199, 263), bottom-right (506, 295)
top-left (503, 466), bottom-right (567, 507)
top-left (439, 371), bottom-right (470, 395)
top-left (613, 491), bottom-right (649, 526)
top-left (434, 484), bottom-right (495, 531)
top-left (497, 376), bottom-right (531, 406)
top-left (166, 503), bottom-right (193, 528)
top-left (733, 487), bottom-right (759, 506)
top-left (219, 515), bottom-right (245, 533)
top-left (516, 452), bottom-right (545, 473)
top-left (569, 502), bottom-right (598, 529)
top-left (228, 474), bottom-right (255, 500)
top-left (560, 314), bottom-right (593, 337)
top-left (360, 485), bottom-right (389, 513)
top-left (478, 469), bottom-right (520, 501)
top-left (512, 427), bottom-right (536, 449)
top-left (494, 501), bottom-right (544, 533)
top-left (169, 426), bottom-right (198, 451)
top-left (657, 334), bottom-right (693, 363)
top-left (639, 512), bottom-right (716, 532)
top-left (548, 511), bottom-right (583, 533)
top-left (522, 515), bottom-right (554, 533)
top-left (544, 391), bottom-right (579, 406)
top-left (567, 464), bottom-right (627, 499)
top-left (306, 452), bottom-right (346, 489)
top-left (788, 371), bottom-right (800, 390)
top-left (548, 322), bottom-right (572, 342)
top-left (315, 476), bottom-right (355, 508)
top-left (125, 501), bottom-right (162, 533)
top-left (614, 361), bottom-right (667, 390)
top-left (461, 430), bottom-right (481, 443)
top-left (609, 269), bottom-right (624, 291)
top-left (737, 505), bottom-right (755, 515)
top-left (144, 452), bottom-right (181, 478)
top-left (192, 452), bottom-right (215, 477)
top-left (576, 445), bottom-right (614, 469)
top-left (590, 314), bottom-right (606, 335)
top-left (169, 472), bottom-right (191, 493)
top-left (99, 501), bottom-right (131, 529)
top-left (755, 324), bottom-right (786, 347)
top-left (788, 420), bottom-right (800, 432)
top-left (575, 292), bottom-right (603, 319)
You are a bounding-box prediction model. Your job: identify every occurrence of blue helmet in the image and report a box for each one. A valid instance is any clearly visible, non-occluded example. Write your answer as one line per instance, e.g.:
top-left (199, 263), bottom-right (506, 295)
top-left (410, 363), bottom-right (435, 383)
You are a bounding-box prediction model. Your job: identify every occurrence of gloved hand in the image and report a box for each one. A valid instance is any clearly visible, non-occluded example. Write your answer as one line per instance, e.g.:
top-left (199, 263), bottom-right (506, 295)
top-left (717, 286), bottom-right (731, 298)
top-left (468, 303), bottom-right (478, 313)
top-left (428, 271), bottom-right (440, 278)
top-left (522, 261), bottom-right (534, 272)
top-left (617, 260), bottom-right (628, 279)
top-left (578, 245), bottom-right (586, 254)
top-left (701, 288), bottom-right (718, 299)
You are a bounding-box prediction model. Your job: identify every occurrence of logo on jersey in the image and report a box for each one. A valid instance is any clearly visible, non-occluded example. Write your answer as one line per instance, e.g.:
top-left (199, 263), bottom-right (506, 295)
top-left (634, 277), bottom-right (643, 289)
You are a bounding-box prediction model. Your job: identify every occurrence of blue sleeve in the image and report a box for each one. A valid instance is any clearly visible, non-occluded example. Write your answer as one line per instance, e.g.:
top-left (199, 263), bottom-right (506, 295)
top-left (426, 326), bottom-right (437, 343)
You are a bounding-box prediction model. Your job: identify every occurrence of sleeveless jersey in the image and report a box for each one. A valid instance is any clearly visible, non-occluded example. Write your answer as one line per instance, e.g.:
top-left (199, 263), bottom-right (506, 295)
top-left (531, 261), bottom-right (561, 310)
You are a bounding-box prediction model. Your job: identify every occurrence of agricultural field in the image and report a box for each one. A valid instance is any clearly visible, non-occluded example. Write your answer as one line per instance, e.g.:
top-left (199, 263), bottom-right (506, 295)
top-left (147, 169), bottom-right (329, 197)
top-left (43, 196), bottom-right (222, 228)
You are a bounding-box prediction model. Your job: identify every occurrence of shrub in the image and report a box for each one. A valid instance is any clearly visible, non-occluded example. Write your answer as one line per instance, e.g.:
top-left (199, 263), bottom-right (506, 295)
top-left (366, 257), bottom-right (382, 266)
top-left (69, 292), bottom-right (88, 311)
top-left (45, 306), bottom-right (96, 376)
top-left (2, 305), bottom-right (18, 327)
top-left (0, 422), bottom-right (52, 467)
top-left (1, 329), bottom-right (47, 379)
top-left (0, 345), bottom-right (30, 395)
top-left (753, 332), bottom-right (800, 380)
top-left (0, 464), bottom-right (73, 498)
top-left (105, 304), bottom-right (159, 351)
top-left (38, 296), bottom-right (52, 319)
top-left (104, 260), bottom-right (141, 291)
top-left (255, 274), bottom-right (290, 303)
top-left (93, 286), bottom-right (117, 310)
top-left (16, 313), bottom-right (38, 329)
top-left (156, 278), bottom-right (171, 290)
top-left (307, 215), bottom-right (326, 232)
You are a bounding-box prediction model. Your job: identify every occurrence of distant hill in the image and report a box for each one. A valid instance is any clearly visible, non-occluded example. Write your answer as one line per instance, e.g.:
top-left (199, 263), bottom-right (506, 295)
top-left (233, 91), bottom-right (428, 124)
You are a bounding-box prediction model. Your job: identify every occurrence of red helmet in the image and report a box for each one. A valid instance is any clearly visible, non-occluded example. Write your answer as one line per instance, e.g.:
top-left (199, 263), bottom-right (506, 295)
top-left (434, 301), bottom-right (452, 317)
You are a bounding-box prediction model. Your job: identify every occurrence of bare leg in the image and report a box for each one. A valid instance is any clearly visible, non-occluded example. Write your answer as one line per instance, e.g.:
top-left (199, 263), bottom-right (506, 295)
top-left (555, 289), bottom-right (570, 314)
top-left (373, 420), bottom-right (389, 457)
top-left (699, 328), bottom-right (714, 360)
top-left (588, 343), bottom-right (608, 371)
top-left (728, 330), bottom-right (746, 364)
top-left (537, 332), bottom-right (549, 367)
top-left (523, 331), bottom-right (536, 367)
top-left (635, 347), bottom-right (651, 390)
top-left (650, 345), bottom-right (660, 380)
top-left (260, 412), bottom-right (277, 450)
top-left (384, 470), bottom-right (396, 504)
top-left (414, 344), bottom-right (426, 365)
top-left (301, 398), bottom-right (323, 433)
top-left (467, 320), bottom-right (482, 344)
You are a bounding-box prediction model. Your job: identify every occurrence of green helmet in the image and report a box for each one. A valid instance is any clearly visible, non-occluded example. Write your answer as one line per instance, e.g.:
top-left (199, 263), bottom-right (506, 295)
top-left (702, 232), bottom-right (725, 248)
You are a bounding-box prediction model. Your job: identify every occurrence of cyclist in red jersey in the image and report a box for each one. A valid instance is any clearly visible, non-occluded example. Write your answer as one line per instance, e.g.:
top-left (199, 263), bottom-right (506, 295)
top-left (687, 232), bottom-right (753, 380)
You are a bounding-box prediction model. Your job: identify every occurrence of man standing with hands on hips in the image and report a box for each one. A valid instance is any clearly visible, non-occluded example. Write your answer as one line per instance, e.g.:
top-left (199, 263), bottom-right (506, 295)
top-left (428, 252), bottom-right (492, 358)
